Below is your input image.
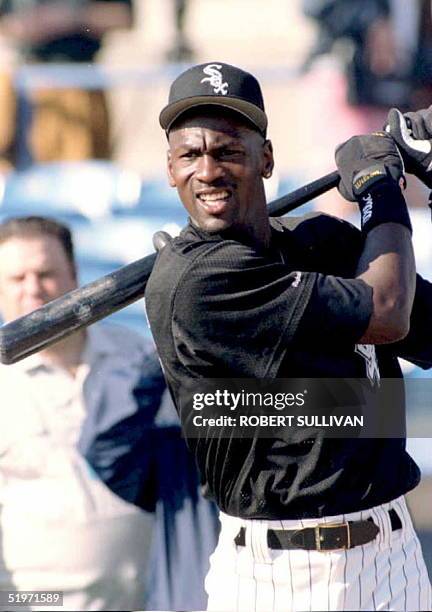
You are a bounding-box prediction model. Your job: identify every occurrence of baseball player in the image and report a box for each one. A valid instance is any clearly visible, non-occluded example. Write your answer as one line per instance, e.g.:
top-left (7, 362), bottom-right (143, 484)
top-left (145, 62), bottom-right (432, 611)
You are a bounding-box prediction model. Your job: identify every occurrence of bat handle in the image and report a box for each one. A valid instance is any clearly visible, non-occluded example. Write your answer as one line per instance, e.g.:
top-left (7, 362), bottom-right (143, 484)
top-left (268, 170), bottom-right (340, 217)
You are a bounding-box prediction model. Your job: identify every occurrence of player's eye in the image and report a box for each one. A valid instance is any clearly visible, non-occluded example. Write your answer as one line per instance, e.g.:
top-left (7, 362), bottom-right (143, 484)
top-left (219, 149), bottom-right (244, 159)
top-left (180, 150), bottom-right (200, 159)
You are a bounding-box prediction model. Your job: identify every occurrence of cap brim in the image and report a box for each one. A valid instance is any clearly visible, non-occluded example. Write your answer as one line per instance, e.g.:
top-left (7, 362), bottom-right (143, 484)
top-left (159, 96), bottom-right (268, 134)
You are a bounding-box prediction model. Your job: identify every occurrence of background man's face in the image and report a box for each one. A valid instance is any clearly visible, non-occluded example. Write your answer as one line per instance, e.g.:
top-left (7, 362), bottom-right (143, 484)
top-left (167, 113), bottom-right (273, 234)
top-left (0, 235), bottom-right (77, 322)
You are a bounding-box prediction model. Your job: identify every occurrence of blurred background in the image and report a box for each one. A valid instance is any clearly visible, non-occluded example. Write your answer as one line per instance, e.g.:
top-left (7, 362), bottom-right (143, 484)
top-left (0, 0), bottom-right (430, 584)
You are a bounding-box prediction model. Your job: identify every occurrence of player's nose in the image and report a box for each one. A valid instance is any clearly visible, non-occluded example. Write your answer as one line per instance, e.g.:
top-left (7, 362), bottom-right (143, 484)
top-left (195, 153), bottom-right (225, 184)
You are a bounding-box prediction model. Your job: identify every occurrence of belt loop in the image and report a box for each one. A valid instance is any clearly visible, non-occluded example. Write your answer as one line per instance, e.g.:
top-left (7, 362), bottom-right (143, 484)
top-left (380, 505), bottom-right (393, 547)
top-left (394, 496), bottom-right (409, 530)
top-left (250, 520), bottom-right (273, 563)
top-left (245, 522), bottom-right (253, 550)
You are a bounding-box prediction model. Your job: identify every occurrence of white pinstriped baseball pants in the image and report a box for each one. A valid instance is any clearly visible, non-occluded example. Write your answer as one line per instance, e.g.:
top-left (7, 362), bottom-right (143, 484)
top-left (205, 496), bottom-right (432, 611)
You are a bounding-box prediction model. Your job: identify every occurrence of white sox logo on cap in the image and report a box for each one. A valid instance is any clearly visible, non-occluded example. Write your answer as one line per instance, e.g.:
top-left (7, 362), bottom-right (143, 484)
top-left (159, 61), bottom-right (268, 134)
top-left (200, 64), bottom-right (229, 95)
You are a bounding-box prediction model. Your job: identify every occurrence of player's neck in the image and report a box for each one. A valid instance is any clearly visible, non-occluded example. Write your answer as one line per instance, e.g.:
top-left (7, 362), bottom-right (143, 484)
top-left (246, 209), bottom-right (272, 250)
top-left (255, 217), bottom-right (272, 249)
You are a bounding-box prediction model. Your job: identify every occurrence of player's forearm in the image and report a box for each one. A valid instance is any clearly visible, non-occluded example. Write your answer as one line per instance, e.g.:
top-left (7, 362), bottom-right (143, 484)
top-left (334, 133), bottom-right (415, 344)
top-left (356, 223), bottom-right (416, 343)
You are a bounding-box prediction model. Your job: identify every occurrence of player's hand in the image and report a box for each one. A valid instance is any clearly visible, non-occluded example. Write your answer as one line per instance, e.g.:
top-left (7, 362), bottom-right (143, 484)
top-left (335, 133), bottom-right (410, 234)
top-left (335, 132), bottom-right (404, 202)
top-left (152, 230), bottom-right (173, 252)
top-left (385, 106), bottom-right (432, 187)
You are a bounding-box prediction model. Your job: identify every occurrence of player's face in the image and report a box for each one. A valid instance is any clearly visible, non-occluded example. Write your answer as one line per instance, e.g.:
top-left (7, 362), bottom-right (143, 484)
top-left (0, 235), bottom-right (77, 322)
top-left (167, 113), bottom-right (274, 235)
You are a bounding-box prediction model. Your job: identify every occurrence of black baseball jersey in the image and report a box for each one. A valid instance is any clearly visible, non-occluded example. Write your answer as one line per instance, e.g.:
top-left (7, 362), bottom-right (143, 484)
top-left (145, 213), bottom-right (431, 519)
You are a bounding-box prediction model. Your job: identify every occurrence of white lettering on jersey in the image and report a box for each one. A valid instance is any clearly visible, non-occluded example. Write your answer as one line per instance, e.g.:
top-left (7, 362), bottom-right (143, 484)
top-left (201, 64), bottom-right (229, 95)
top-left (355, 343), bottom-right (380, 386)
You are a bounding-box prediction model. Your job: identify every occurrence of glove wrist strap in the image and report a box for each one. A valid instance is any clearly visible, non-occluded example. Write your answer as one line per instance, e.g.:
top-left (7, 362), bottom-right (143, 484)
top-left (356, 181), bottom-right (412, 235)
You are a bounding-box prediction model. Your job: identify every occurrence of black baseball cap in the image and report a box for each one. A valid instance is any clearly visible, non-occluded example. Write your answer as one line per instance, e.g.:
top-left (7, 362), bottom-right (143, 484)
top-left (159, 62), bottom-right (268, 136)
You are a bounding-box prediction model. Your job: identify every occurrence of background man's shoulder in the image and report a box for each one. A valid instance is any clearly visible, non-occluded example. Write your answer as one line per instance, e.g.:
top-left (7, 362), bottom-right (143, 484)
top-left (89, 323), bottom-right (156, 363)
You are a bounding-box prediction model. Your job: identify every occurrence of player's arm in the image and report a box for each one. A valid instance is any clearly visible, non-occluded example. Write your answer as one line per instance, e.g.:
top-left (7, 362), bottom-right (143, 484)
top-left (335, 133), bottom-right (416, 344)
top-left (355, 223), bottom-right (414, 343)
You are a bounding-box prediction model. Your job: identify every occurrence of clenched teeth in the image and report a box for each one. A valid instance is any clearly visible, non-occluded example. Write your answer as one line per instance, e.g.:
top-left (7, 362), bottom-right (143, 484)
top-left (198, 191), bottom-right (230, 202)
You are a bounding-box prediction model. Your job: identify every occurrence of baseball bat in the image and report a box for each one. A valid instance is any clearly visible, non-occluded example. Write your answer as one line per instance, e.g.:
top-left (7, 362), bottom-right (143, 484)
top-left (0, 170), bottom-right (340, 365)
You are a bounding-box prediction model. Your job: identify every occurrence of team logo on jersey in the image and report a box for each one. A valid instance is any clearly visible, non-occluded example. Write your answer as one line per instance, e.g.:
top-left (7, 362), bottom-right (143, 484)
top-left (201, 64), bottom-right (229, 95)
top-left (292, 271), bottom-right (302, 287)
top-left (355, 343), bottom-right (380, 386)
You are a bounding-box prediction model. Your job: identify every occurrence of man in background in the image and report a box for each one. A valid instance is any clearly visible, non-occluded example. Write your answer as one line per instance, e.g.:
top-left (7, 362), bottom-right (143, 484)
top-left (0, 215), bottom-right (163, 611)
top-left (166, 0), bottom-right (194, 62)
top-left (0, 0), bottom-right (133, 168)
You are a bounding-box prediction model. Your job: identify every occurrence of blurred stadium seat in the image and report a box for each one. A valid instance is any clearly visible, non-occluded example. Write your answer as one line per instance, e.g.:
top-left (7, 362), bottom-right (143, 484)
top-left (0, 161), bottom-right (142, 218)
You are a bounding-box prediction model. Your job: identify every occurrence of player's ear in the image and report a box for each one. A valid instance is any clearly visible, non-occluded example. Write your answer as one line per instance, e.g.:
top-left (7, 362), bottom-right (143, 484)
top-left (262, 139), bottom-right (274, 179)
top-left (167, 150), bottom-right (176, 188)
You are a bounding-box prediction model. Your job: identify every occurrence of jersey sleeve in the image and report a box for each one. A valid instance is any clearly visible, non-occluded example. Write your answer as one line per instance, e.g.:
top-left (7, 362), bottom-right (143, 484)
top-left (292, 273), bottom-right (373, 345)
top-left (391, 274), bottom-right (432, 369)
top-left (172, 240), bottom-right (373, 378)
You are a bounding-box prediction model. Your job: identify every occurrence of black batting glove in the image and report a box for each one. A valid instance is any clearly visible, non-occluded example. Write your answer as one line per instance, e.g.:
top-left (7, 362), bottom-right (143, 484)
top-left (385, 106), bottom-right (432, 188)
top-left (335, 132), bottom-right (411, 234)
top-left (335, 132), bottom-right (404, 201)
top-left (152, 230), bottom-right (173, 252)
